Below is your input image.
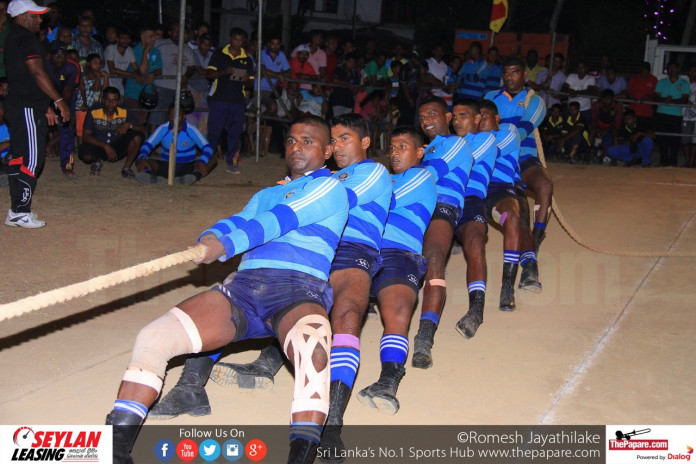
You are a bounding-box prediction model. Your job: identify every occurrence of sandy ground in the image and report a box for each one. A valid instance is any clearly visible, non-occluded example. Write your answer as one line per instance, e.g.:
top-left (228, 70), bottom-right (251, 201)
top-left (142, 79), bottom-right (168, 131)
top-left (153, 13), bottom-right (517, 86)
top-left (2, 153), bottom-right (695, 433)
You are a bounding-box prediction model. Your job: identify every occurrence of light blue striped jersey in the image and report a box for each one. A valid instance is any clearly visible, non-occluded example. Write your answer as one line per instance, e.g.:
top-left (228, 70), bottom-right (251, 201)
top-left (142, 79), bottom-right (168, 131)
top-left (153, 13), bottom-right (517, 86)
top-left (463, 131), bottom-right (498, 200)
top-left (488, 123), bottom-right (521, 186)
top-left (456, 59), bottom-right (487, 99)
top-left (421, 134), bottom-right (474, 209)
top-left (484, 88), bottom-right (546, 164)
top-left (381, 166), bottom-right (437, 254)
top-left (138, 121), bottom-right (214, 164)
top-left (333, 159), bottom-right (392, 251)
top-left (484, 63), bottom-right (503, 94)
top-left (200, 169), bottom-right (348, 281)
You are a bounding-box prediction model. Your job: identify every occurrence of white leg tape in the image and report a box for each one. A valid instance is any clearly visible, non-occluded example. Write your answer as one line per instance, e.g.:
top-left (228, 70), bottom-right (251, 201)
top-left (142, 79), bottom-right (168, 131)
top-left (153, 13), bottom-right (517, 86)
top-left (534, 204), bottom-right (541, 212)
top-left (283, 314), bottom-right (332, 417)
top-left (126, 307), bottom-right (203, 392)
top-left (429, 279), bottom-right (447, 287)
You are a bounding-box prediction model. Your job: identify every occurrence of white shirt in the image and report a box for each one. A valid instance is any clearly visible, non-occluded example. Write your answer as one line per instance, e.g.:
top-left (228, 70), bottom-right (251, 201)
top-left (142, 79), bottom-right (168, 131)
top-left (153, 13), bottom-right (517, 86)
top-left (565, 73), bottom-right (596, 112)
top-left (155, 38), bottom-right (195, 90)
top-left (104, 44), bottom-right (136, 93)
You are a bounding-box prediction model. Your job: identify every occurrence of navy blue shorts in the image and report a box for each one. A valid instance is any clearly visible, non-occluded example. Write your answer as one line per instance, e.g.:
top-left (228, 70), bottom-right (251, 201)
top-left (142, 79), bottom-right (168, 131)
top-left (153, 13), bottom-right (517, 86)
top-left (486, 182), bottom-right (517, 217)
top-left (430, 202), bottom-right (462, 232)
top-left (456, 196), bottom-right (488, 233)
top-left (330, 241), bottom-right (381, 277)
top-left (212, 268), bottom-right (333, 341)
top-left (371, 248), bottom-right (428, 296)
top-left (519, 156), bottom-right (543, 173)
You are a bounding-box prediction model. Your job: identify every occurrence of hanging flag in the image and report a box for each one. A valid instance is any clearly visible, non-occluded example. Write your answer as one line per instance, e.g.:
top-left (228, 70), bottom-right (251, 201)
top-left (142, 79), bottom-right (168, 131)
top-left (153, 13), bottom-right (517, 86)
top-left (489, 0), bottom-right (509, 33)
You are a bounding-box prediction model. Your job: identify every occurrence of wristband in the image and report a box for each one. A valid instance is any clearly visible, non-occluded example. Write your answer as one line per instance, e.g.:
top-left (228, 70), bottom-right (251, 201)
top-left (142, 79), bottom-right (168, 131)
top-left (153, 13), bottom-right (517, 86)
top-left (54, 98), bottom-right (63, 105)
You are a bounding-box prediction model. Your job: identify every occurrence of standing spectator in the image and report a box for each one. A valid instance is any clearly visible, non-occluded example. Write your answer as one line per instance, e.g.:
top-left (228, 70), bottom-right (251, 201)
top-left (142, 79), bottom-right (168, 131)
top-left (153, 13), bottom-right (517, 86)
top-left (324, 35), bottom-right (338, 83)
top-left (607, 109), bottom-right (655, 167)
top-left (45, 42), bottom-right (80, 176)
top-left (627, 62), bottom-right (658, 130)
top-left (531, 52), bottom-right (566, 109)
top-left (43, 1), bottom-right (60, 43)
top-left (681, 64), bottom-right (696, 168)
top-left (456, 41), bottom-right (487, 99)
top-left (292, 30), bottom-right (326, 83)
top-left (75, 53), bottom-right (109, 146)
top-left (206, 27), bottom-right (253, 174)
top-left (329, 53), bottom-right (359, 117)
top-left (188, 33), bottom-right (214, 133)
top-left (103, 28), bottom-right (138, 97)
top-left (364, 51), bottom-right (388, 88)
top-left (597, 67), bottom-right (627, 99)
top-left (4, 0), bottom-right (70, 228)
top-left (593, 53), bottom-right (613, 81)
top-left (483, 46), bottom-right (502, 94)
top-left (0, 0), bottom-right (10, 78)
top-left (187, 22), bottom-right (210, 51)
top-left (152, 22), bottom-right (195, 131)
top-left (385, 42), bottom-right (408, 78)
top-left (563, 60), bottom-right (597, 124)
top-left (102, 26), bottom-right (117, 47)
top-left (71, 15), bottom-right (103, 64)
top-left (655, 61), bottom-right (690, 166)
top-left (525, 49), bottom-right (546, 84)
top-left (426, 44), bottom-right (452, 108)
top-left (192, 33), bottom-right (214, 76)
top-left (290, 44), bottom-right (316, 91)
top-left (257, 34), bottom-right (290, 116)
top-left (123, 25), bottom-right (162, 127)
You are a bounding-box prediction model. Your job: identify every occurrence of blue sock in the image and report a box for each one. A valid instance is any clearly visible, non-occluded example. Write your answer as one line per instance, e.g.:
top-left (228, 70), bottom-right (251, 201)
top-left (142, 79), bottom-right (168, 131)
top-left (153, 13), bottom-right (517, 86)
top-left (207, 350), bottom-right (222, 362)
top-left (468, 280), bottom-right (486, 293)
top-left (113, 399), bottom-right (147, 419)
top-left (503, 250), bottom-right (520, 264)
top-left (420, 311), bottom-right (440, 326)
top-left (290, 422), bottom-right (323, 445)
top-left (330, 347), bottom-right (359, 389)
top-left (520, 250), bottom-right (537, 265)
top-left (380, 334), bottom-right (408, 365)
top-left (533, 222), bottom-right (546, 229)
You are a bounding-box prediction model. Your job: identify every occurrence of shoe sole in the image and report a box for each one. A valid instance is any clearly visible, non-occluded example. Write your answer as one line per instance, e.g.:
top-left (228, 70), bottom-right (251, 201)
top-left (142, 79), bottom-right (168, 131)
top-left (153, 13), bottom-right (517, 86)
top-left (147, 406), bottom-right (212, 420)
top-left (356, 389), bottom-right (377, 409)
top-left (518, 282), bottom-right (542, 293)
top-left (209, 365), bottom-right (274, 390)
top-left (455, 320), bottom-right (478, 339)
top-left (372, 395), bottom-right (399, 415)
top-left (411, 353), bottom-right (433, 369)
top-left (5, 219), bottom-right (46, 228)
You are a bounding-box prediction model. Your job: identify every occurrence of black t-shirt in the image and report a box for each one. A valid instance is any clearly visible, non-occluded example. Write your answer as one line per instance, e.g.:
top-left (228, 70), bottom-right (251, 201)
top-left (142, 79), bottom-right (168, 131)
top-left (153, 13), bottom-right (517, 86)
top-left (4, 23), bottom-right (51, 108)
top-left (329, 66), bottom-right (359, 108)
top-left (618, 121), bottom-right (649, 153)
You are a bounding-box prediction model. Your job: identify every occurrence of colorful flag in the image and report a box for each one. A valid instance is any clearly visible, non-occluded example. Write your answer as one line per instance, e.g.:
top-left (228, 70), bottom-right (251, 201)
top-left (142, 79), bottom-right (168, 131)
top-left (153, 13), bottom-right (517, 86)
top-left (489, 0), bottom-right (509, 33)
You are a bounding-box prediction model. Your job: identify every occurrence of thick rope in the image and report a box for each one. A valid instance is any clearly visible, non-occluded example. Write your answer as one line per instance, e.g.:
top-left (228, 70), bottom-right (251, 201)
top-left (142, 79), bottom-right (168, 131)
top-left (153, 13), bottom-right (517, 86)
top-left (0, 246), bottom-right (207, 322)
top-left (526, 89), bottom-right (696, 257)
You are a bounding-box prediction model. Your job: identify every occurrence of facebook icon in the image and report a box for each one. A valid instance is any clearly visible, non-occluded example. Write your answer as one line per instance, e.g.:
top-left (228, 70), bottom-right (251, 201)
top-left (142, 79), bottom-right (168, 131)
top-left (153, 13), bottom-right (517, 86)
top-left (154, 439), bottom-right (175, 461)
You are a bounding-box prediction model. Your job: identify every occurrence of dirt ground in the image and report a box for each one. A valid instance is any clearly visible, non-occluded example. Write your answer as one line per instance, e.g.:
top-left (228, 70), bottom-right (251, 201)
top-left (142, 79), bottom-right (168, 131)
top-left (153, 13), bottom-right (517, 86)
top-left (2, 152), bottom-right (695, 432)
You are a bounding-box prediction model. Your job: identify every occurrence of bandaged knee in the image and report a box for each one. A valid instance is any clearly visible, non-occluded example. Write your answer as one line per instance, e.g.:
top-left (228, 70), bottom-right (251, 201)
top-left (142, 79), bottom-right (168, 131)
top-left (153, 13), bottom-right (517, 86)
top-left (123, 307), bottom-right (203, 393)
top-left (283, 314), bottom-right (332, 417)
top-left (491, 207), bottom-right (508, 226)
top-left (428, 279), bottom-right (446, 287)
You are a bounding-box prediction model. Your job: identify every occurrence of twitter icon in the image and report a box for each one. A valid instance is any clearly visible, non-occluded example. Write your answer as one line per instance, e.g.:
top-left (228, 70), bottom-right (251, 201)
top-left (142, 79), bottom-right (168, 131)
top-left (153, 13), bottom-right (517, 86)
top-left (199, 439), bottom-right (221, 461)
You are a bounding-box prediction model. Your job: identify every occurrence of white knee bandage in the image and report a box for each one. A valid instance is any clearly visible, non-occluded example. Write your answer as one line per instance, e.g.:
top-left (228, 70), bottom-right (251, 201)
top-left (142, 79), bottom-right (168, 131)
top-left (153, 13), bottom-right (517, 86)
top-left (283, 314), bottom-right (332, 417)
top-left (124, 307), bottom-right (203, 393)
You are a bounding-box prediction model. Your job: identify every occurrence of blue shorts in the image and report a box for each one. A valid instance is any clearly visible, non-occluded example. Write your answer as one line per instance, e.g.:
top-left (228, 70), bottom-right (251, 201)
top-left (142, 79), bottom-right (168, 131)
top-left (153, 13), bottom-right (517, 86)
top-left (212, 268), bottom-right (333, 341)
top-left (371, 248), bottom-right (427, 296)
top-left (330, 241), bottom-right (381, 277)
top-left (519, 156), bottom-right (543, 173)
top-left (430, 202), bottom-right (462, 232)
top-left (456, 196), bottom-right (488, 233)
top-left (486, 182), bottom-right (517, 217)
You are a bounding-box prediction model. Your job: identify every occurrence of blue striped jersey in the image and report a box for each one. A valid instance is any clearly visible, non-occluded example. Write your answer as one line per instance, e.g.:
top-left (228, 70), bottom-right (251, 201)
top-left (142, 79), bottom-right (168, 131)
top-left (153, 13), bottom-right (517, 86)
top-left (484, 63), bottom-right (503, 94)
top-left (333, 159), bottom-right (392, 251)
top-left (463, 131), bottom-right (498, 199)
top-left (381, 166), bottom-right (437, 254)
top-left (484, 89), bottom-right (546, 164)
top-left (421, 134), bottom-right (474, 209)
top-left (200, 169), bottom-right (348, 281)
top-left (488, 123), bottom-right (521, 185)
top-left (456, 59), bottom-right (488, 99)
top-left (138, 121), bottom-right (214, 164)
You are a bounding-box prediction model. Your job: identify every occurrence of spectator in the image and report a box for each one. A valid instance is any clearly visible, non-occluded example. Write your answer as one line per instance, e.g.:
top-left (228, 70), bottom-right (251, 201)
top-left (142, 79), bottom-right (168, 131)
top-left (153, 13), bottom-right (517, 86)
top-left (589, 89), bottom-right (623, 162)
top-left (71, 8), bottom-right (100, 39)
top-left (359, 90), bottom-right (391, 155)
top-left (71, 15), bottom-right (103, 64)
top-left (329, 52), bottom-right (359, 117)
top-left (389, 60), bottom-right (415, 126)
top-left (103, 28), bottom-right (138, 97)
top-left (426, 44), bottom-right (452, 108)
top-left (187, 22), bottom-right (210, 51)
top-left (539, 103), bottom-right (564, 159)
top-left (192, 33), bottom-right (214, 76)
top-left (135, 104), bottom-right (216, 184)
top-left (292, 30), bottom-right (326, 83)
top-left (525, 49), bottom-right (546, 84)
top-left (531, 52), bottom-right (566, 109)
top-left (385, 43), bottom-right (408, 77)
top-left (483, 46), bottom-right (502, 94)
top-left (324, 35), bottom-right (338, 82)
top-left (558, 101), bottom-right (589, 163)
top-left (78, 86), bottom-right (145, 177)
top-left (257, 34), bottom-right (290, 116)
top-left (627, 62), bottom-right (658, 130)
top-left (364, 51), bottom-right (389, 87)
top-left (55, 25), bottom-right (71, 49)
top-left (597, 67), bottom-right (627, 99)
top-left (682, 64), bottom-right (696, 168)
top-left (593, 53), bottom-right (613, 81)
top-left (290, 44), bottom-right (316, 91)
top-left (606, 109), bottom-right (655, 167)
top-left (102, 26), bottom-right (117, 47)
top-left (456, 41), bottom-right (487, 99)
top-left (298, 83), bottom-right (327, 117)
top-left (43, 1), bottom-right (61, 43)
top-left (123, 25), bottom-right (162, 127)
top-left (654, 61), bottom-right (689, 166)
top-left (563, 59), bottom-right (597, 124)
top-left (76, 53), bottom-right (109, 146)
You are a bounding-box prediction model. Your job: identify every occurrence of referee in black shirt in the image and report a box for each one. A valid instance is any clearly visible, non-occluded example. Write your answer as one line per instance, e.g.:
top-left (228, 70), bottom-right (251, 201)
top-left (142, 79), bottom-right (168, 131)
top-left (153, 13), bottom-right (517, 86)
top-left (4, 0), bottom-right (69, 228)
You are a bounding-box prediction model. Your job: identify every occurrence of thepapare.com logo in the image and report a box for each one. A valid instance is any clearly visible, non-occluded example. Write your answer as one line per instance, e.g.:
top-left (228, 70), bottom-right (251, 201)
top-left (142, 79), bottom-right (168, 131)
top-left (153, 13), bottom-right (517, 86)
top-left (10, 426), bottom-right (102, 461)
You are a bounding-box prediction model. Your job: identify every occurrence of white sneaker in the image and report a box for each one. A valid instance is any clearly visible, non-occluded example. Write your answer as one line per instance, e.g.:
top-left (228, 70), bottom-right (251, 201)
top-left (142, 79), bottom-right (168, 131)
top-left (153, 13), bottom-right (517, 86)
top-left (5, 209), bottom-right (46, 228)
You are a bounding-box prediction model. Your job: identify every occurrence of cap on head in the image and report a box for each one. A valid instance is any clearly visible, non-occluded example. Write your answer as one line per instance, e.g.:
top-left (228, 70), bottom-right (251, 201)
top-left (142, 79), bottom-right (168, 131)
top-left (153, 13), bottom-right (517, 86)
top-left (7, 0), bottom-right (49, 17)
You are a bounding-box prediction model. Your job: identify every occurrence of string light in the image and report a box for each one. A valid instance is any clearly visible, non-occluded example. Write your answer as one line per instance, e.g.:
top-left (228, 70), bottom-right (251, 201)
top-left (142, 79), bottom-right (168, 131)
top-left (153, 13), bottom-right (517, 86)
top-left (644, 0), bottom-right (675, 41)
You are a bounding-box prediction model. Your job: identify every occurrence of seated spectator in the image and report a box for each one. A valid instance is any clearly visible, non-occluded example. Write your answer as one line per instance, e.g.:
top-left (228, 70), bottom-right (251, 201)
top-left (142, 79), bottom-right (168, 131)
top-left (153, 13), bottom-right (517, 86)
top-left (607, 109), bottom-right (655, 167)
top-left (562, 60), bottom-right (598, 124)
top-left (627, 62), bottom-right (657, 129)
top-left (589, 89), bottom-right (623, 162)
top-left (364, 51), bottom-right (389, 88)
top-left (298, 83), bottom-right (327, 117)
top-left (597, 67), bottom-right (627, 99)
top-left (135, 105), bottom-right (216, 184)
top-left (289, 44), bottom-right (316, 91)
top-left (558, 101), bottom-right (589, 163)
top-left (78, 87), bottom-right (145, 178)
top-left (76, 53), bottom-right (110, 146)
top-left (539, 103), bottom-right (564, 159)
top-left (329, 53), bottom-right (359, 117)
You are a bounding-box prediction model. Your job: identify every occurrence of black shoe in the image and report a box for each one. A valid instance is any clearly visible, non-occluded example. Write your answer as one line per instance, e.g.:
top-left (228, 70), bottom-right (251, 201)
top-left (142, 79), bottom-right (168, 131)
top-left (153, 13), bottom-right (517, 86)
top-left (210, 344), bottom-right (285, 390)
top-left (288, 438), bottom-right (319, 464)
top-left (148, 355), bottom-right (215, 419)
top-left (455, 290), bottom-right (485, 339)
top-left (411, 319), bottom-right (437, 369)
top-left (106, 409), bottom-right (143, 464)
top-left (518, 260), bottom-right (542, 293)
top-left (318, 381), bottom-right (352, 463)
top-left (499, 263), bottom-right (518, 312)
top-left (357, 362), bottom-right (406, 415)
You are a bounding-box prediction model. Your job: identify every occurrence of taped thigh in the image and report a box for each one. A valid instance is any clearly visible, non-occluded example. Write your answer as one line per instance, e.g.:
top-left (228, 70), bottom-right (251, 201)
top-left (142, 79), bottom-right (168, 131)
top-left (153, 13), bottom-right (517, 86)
top-left (124, 307), bottom-right (203, 393)
top-left (283, 314), bottom-right (332, 416)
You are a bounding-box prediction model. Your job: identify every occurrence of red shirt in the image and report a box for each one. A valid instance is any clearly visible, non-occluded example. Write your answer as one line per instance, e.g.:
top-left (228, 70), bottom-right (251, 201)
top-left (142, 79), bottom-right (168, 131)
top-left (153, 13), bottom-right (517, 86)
top-left (290, 56), bottom-right (315, 90)
top-left (627, 74), bottom-right (658, 118)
